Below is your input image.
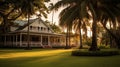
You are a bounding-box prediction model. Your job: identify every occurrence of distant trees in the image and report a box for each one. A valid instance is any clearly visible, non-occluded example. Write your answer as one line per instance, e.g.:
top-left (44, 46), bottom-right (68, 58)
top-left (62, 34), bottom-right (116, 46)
top-left (45, 20), bottom-right (62, 33)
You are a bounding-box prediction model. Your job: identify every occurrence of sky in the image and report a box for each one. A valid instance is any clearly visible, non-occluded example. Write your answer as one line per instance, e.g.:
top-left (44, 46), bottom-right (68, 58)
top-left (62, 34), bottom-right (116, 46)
top-left (31, 0), bottom-right (61, 25)
top-left (46, 0), bottom-right (61, 25)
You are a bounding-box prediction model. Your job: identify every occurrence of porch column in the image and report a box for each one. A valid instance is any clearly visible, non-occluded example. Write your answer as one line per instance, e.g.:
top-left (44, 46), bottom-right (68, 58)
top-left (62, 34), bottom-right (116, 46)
top-left (41, 34), bottom-right (42, 46)
top-left (16, 35), bottom-right (18, 47)
top-left (9, 35), bottom-right (11, 45)
top-left (20, 33), bottom-right (22, 47)
top-left (4, 35), bottom-right (6, 46)
top-left (12, 35), bottom-right (14, 47)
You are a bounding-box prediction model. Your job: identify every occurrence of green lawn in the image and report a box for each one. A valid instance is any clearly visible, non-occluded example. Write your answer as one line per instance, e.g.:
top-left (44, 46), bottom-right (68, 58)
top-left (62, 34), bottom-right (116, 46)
top-left (0, 49), bottom-right (120, 67)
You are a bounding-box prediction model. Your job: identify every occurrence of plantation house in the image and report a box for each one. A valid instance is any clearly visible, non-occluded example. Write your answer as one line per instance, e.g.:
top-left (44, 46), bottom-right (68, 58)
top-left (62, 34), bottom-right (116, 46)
top-left (0, 18), bottom-right (66, 48)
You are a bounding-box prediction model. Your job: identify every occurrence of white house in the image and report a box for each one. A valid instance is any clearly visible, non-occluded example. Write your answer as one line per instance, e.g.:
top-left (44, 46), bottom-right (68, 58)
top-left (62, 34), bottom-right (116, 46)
top-left (0, 18), bottom-right (66, 48)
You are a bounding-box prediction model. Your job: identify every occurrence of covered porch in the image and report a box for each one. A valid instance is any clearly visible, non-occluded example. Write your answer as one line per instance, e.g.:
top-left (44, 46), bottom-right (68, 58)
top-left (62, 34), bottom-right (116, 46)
top-left (0, 32), bottom-right (66, 48)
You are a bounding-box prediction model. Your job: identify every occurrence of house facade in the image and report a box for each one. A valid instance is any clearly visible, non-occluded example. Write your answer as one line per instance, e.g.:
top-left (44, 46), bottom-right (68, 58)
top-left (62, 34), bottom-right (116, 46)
top-left (0, 18), bottom-right (66, 48)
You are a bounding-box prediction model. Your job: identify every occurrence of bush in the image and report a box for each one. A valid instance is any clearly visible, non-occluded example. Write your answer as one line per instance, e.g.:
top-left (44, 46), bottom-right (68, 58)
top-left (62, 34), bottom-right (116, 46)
top-left (84, 41), bottom-right (92, 46)
top-left (98, 45), bottom-right (110, 49)
top-left (72, 49), bottom-right (120, 56)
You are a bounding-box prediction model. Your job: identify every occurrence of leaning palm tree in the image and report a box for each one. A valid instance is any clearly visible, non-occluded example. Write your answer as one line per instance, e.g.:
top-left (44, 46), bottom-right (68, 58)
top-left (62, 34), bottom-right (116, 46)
top-left (97, 0), bottom-right (120, 49)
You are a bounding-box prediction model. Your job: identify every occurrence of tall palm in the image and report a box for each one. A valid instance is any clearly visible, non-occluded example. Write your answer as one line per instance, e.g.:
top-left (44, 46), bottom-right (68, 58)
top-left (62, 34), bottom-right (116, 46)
top-left (20, 0), bottom-right (48, 49)
top-left (51, 0), bottom-right (84, 49)
top-left (51, 0), bottom-right (94, 49)
top-left (73, 19), bottom-right (83, 48)
top-left (49, 3), bottom-right (54, 24)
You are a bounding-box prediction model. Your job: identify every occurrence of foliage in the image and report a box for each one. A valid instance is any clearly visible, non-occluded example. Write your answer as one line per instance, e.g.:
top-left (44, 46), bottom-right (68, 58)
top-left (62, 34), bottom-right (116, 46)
top-left (98, 45), bottom-right (110, 49)
top-left (50, 24), bottom-right (62, 33)
top-left (83, 38), bottom-right (92, 46)
top-left (72, 49), bottom-right (120, 56)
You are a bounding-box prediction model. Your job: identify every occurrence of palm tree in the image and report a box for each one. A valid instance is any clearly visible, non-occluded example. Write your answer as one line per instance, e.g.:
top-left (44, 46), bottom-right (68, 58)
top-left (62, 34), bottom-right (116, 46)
top-left (49, 3), bottom-right (55, 24)
top-left (20, 0), bottom-right (49, 49)
top-left (73, 19), bottom-right (83, 49)
top-left (51, 0), bottom-right (86, 49)
top-left (51, 0), bottom-right (93, 49)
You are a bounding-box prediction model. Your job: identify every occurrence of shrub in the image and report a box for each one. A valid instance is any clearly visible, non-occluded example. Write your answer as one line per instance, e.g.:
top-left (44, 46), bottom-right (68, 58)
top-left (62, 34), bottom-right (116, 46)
top-left (72, 49), bottom-right (120, 56)
top-left (98, 45), bottom-right (110, 49)
top-left (84, 41), bottom-right (92, 46)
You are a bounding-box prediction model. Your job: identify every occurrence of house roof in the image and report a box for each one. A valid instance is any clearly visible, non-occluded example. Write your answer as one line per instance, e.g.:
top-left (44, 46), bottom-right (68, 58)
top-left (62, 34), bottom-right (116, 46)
top-left (14, 18), bottom-right (54, 33)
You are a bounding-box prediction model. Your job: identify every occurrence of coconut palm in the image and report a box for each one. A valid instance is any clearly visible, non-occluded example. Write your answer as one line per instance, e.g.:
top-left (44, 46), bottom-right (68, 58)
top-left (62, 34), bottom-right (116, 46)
top-left (49, 3), bottom-right (55, 24)
top-left (51, 0), bottom-right (86, 49)
top-left (19, 0), bottom-right (49, 49)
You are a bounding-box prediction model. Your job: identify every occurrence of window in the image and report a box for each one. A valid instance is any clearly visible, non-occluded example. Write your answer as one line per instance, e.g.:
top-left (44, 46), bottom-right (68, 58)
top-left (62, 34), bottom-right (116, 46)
top-left (48, 28), bottom-right (50, 31)
top-left (30, 26), bottom-right (32, 30)
top-left (41, 27), bottom-right (43, 31)
top-left (44, 28), bottom-right (46, 31)
top-left (38, 27), bottom-right (40, 31)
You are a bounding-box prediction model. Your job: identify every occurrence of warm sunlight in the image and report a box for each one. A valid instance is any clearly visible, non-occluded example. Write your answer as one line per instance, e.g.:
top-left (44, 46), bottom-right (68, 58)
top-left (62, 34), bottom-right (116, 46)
top-left (0, 49), bottom-right (72, 59)
top-left (87, 27), bottom-right (92, 38)
top-left (46, 0), bottom-right (63, 25)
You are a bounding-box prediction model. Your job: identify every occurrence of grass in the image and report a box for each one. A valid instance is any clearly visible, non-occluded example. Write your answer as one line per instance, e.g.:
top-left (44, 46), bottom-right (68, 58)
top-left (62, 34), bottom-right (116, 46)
top-left (0, 49), bottom-right (120, 67)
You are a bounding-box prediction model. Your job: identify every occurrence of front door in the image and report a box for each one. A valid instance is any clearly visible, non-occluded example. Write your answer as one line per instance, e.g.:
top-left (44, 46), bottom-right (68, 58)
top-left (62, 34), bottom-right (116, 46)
top-left (42, 36), bottom-right (48, 45)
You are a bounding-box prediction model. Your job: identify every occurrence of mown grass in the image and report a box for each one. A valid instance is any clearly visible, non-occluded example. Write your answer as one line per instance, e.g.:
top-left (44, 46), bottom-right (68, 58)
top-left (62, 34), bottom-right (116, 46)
top-left (0, 49), bottom-right (120, 67)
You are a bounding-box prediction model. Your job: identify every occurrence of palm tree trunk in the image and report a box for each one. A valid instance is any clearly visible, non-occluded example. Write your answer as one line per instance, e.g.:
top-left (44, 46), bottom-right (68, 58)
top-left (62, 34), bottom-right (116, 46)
top-left (89, 20), bottom-right (99, 51)
top-left (79, 22), bottom-right (82, 49)
top-left (3, 18), bottom-right (7, 47)
top-left (65, 27), bottom-right (69, 49)
top-left (109, 22), bottom-right (112, 47)
top-left (27, 14), bottom-right (31, 49)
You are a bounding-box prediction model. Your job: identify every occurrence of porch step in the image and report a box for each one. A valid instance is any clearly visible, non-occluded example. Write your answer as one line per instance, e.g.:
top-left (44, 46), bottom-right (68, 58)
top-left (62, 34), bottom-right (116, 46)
top-left (42, 45), bottom-right (52, 48)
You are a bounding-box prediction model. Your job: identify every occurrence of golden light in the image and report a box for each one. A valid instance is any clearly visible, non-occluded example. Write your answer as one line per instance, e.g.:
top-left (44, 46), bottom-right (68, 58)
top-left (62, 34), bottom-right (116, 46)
top-left (0, 49), bottom-right (72, 59)
top-left (72, 29), bottom-right (75, 34)
top-left (64, 28), bottom-right (67, 33)
top-left (87, 27), bottom-right (92, 38)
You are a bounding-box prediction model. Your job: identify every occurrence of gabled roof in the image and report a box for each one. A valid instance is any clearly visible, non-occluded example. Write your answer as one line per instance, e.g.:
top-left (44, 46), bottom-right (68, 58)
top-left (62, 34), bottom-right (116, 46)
top-left (15, 19), bottom-right (36, 31)
top-left (14, 18), bottom-right (54, 33)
